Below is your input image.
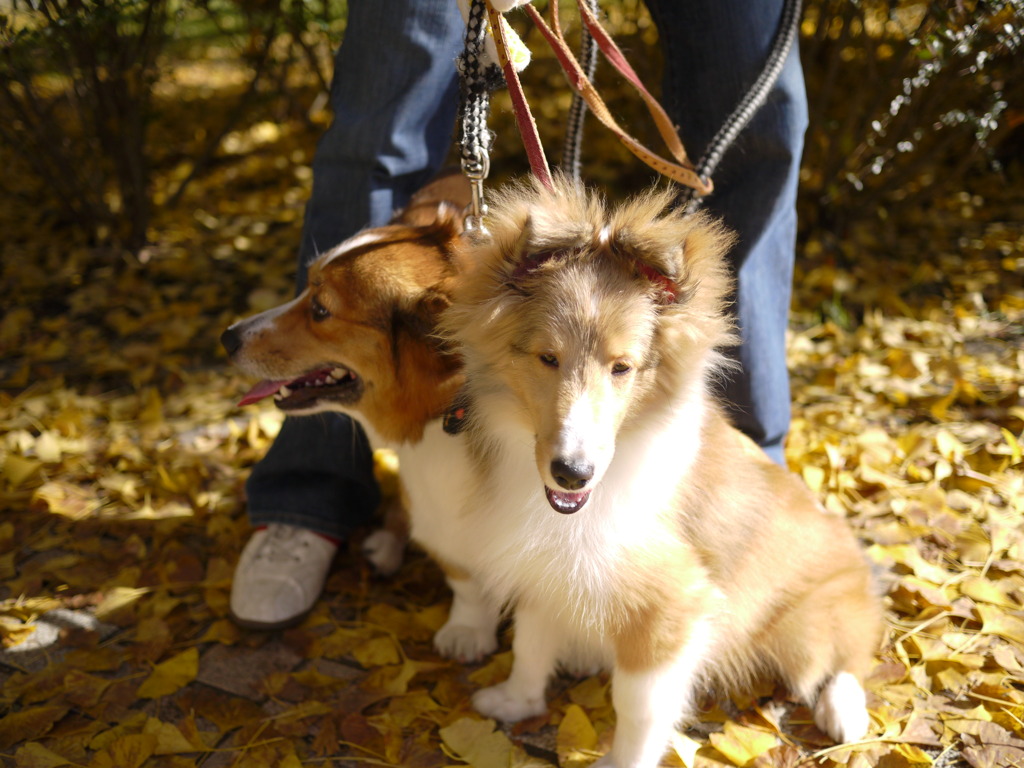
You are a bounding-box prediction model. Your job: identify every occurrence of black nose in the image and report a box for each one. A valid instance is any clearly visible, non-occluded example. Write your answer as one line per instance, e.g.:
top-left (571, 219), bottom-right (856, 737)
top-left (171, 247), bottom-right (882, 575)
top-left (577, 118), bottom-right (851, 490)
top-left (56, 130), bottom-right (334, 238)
top-left (221, 326), bottom-right (243, 356)
top-left (551, 458), bottom-right (594, 491)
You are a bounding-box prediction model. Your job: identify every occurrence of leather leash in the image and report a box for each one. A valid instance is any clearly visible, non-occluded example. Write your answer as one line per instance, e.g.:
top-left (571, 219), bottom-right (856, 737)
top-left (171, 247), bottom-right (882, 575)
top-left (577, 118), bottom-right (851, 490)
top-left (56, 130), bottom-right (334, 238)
top-left (485, 1), bottom-right (554, 190)
top-left (487, 0), bottom-right (713, 196)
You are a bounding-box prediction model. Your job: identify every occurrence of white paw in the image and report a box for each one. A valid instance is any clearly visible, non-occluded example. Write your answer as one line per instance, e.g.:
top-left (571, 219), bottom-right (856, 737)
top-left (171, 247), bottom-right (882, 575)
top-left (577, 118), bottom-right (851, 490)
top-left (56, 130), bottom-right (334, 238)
top-left (362, 529), bottom-right (404, 576)
top-left (472, 682), bottom-right (547, 723)
top-left (433, 620), bottom-right (498, 662)
top-left (814, 672), bottom-right (869, 743)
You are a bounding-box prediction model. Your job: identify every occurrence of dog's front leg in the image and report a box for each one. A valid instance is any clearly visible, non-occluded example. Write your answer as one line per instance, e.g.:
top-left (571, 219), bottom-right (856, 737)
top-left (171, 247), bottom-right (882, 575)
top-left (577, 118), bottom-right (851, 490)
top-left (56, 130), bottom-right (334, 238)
top-left (595, 618), bottom-right (714, 768)
top-left (472, 602), bottom-right (559, 722)
top-left (433, 575), bottom-right (500, 662)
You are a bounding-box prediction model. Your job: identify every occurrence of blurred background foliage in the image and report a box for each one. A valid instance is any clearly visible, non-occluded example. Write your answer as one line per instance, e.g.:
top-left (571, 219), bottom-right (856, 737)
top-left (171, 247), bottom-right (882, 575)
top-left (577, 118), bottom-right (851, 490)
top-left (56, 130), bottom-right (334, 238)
top-left (0, 0), bottom-right (1021, 375)
top-left (0, 0), bottom-right (1020, 250)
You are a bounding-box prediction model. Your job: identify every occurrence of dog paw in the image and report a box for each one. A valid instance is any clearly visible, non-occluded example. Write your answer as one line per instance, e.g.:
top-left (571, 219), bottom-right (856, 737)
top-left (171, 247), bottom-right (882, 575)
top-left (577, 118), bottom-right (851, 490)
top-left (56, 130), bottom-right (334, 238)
top-left (362, 530), bottom-right (404, 576)
top-left (433, 621), bottom-right (498, 662)
top-left (814, 672), bottom-right (869, 743)
top-left (472, 682), bottom-right (547, 723)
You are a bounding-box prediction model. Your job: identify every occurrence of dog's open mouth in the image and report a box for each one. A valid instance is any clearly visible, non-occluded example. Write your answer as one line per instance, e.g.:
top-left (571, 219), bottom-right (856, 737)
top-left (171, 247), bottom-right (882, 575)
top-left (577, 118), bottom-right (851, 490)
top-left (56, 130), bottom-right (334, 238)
top-left (545, 487), bottom-right (591, 515)
top-left (238, 366), bottom-right (362, 410)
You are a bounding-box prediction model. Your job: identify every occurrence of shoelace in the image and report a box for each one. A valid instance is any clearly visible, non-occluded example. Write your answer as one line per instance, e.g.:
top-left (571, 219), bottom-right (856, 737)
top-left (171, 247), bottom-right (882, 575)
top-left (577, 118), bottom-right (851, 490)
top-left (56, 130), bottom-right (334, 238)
top-left (254, 525), bottom-right (310, 564)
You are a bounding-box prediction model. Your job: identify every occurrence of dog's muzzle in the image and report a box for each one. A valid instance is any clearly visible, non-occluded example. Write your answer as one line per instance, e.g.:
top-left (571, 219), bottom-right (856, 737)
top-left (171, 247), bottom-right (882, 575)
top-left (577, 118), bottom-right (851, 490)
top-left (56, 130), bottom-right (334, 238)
top-left (550, 458), bottom-right (594, 492)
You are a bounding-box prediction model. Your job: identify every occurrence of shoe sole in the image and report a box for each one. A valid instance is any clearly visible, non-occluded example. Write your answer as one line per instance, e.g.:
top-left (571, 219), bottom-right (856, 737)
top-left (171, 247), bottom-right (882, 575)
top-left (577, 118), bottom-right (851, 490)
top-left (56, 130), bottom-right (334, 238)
top-left (228, 606), bottom-right (314, 632)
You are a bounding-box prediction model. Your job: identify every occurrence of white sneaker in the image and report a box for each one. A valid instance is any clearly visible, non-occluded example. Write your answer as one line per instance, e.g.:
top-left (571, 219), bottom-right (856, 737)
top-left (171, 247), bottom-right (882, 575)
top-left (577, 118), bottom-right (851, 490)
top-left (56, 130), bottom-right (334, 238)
top-left (229, 524), bottom-right (338, 630)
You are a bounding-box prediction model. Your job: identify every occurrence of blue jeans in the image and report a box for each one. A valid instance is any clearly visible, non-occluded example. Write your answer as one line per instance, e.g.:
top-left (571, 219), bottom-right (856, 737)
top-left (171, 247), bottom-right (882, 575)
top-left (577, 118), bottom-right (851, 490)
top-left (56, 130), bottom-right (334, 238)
top-left (246, 0), bottom-right (805, 537)
top-left (646, 0), bottom-right (808, 464)
top-left (246, 0), bottom-right (464, 538)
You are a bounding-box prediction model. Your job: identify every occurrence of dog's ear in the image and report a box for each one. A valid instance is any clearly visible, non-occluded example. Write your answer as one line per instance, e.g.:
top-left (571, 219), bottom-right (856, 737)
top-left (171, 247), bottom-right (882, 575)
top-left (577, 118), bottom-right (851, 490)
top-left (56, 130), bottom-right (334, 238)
top-left (394, 199), bottom-right (466, 235)
top-left (393, 288), bottom-right (452, 345)
top-left (607, 226), bottom-right (686, 306)
top-left (505, 215), bottom-right (591, 286)
top-left (396, 169), bottom-right (473, 226)
top-left (608, 202), bottom-right (736, 307)
top-left (411, 169), bottom-right (473, 209)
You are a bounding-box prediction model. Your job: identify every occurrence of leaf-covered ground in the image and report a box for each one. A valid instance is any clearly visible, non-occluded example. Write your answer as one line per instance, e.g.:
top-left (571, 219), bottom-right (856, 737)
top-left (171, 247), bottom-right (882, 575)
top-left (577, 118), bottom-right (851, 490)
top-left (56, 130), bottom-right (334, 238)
top-left (2, 26), bottom-right (1024, 768)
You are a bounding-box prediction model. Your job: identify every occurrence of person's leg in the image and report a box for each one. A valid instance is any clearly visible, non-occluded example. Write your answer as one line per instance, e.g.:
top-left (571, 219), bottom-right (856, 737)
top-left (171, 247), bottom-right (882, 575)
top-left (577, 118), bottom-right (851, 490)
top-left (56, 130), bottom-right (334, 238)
top-left (233, 0), bottom-right (463, 627)
top-left (646, 0), bottom-right (808, 465)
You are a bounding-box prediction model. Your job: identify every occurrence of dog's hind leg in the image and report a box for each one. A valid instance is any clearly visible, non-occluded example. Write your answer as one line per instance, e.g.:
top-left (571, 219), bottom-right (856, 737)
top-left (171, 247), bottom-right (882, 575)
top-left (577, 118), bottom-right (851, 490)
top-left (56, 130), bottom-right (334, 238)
top-left (812, 671), bottom-right (870, 743)
top-left (767, 566), bottom-right (882, 743)
top-left (472, 602), bottom-right (561, 723)
top-left (433, 574), bottom-right (500, 662)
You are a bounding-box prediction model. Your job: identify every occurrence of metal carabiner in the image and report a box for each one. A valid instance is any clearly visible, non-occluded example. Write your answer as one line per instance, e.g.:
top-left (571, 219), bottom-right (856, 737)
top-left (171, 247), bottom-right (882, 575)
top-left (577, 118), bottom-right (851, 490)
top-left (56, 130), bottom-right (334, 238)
top-left (462, 150), bottom-right (491, 239)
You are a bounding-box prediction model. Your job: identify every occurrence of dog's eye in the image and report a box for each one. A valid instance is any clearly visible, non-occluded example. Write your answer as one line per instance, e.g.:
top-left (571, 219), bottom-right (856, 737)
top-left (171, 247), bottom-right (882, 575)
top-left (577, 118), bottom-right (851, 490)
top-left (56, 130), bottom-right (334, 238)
top-left (539, 353), bottom-right (559, 369)
top-left (311, 299), bottom-right (331, 322)
top-left (611, 361), bottom-right (632, 376)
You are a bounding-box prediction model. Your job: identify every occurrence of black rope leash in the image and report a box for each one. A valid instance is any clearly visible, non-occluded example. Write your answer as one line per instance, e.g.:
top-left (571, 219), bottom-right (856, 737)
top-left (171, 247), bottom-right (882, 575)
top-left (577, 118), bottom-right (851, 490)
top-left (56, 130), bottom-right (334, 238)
top-left (457, 0), bottom-right (505, 234)
top-left (560, 0), bottom-right (599, 180)
top-left (676, 0), bottom-right (804, 212)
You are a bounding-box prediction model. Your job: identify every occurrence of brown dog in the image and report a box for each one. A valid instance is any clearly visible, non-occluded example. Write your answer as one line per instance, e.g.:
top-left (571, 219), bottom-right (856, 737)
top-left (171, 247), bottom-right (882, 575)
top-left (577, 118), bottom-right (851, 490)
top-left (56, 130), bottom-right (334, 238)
top-left (224, 174), bottom-right (505, 662)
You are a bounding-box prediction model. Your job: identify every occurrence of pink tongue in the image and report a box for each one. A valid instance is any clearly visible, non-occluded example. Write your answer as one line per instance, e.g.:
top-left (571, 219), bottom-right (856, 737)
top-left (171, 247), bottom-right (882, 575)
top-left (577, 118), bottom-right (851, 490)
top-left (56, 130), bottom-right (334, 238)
top-left (238, 379), bottom-right (288, 407)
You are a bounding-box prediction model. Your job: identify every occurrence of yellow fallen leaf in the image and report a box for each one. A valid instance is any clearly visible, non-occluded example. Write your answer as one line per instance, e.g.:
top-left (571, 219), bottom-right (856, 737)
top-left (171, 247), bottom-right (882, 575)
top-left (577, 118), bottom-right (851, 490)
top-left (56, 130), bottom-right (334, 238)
top-left (930, 386), bottom-right (960, 421)
top-left (802, 464), bottom-right (827, 494)
top-left (3, 454), bottom-right (42, 487)
top-left (31, 480), bottom-right (102, 520)
top-left (63, 669), bottom-right (113, 708)
top-left (868, 543), bottom-right (951, 585)
top-left (992, 704), bottom-right (1024, 736)
top-left (708, 722), bottom-right (777, 767)
top-left (268, 700), bottom-right (334, 725)
top-left (567, 676), bottom-right (610, 710)
top-left (978, 604), bottom-right (1024, 645)
top-left (670, 730), bottom-right (702, 768)
top-left (352, 634), bottom-right (402, 668)
top-left (198, 618), bottom-right (241, 645)
top-left (468, 651), bottom-right (514, 688)
top-left (935, 429), bottom-right (965, 461)
top-left (0, 614), bottom-right (37, 648)
top-left (440, 717), bottom-right (515, 768)
top-left (90, 734), bottom-right (157, 768)
top-left (362, 657), bottom-right (443, 696)
top-left (414, 602), bottom-right (450, 633)
top-left (139, 387), bottom-right (164, 424)
top-left (557, 704), bottom-right (598, 768)
top-left (143, 717), bottom-right (201, 755)
top-left (0, 704), bottom-right (69, 750)
top-left (34, 431), bottom-right (61, 463)
top-left (137, 647), bottom-right (199, 699)
top-left (386, 690), bottom-right (443, 728)
top-left (891, 742), bottom-right (935, 765)
top-left (12, 742), bottom-right (71, 768)
top-left (93, 586), bottom-right (148, 621)
top-left (1002, 428), bottom-right (1022, 466)
top-left (959, 576), bottom-right (1018, 608)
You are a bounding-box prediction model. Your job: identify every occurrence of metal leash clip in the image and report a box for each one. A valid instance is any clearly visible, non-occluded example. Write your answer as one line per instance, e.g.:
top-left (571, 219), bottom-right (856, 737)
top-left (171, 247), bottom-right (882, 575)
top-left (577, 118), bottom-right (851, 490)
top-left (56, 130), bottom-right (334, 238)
top-left (462, 150), bottom-right (490, 240)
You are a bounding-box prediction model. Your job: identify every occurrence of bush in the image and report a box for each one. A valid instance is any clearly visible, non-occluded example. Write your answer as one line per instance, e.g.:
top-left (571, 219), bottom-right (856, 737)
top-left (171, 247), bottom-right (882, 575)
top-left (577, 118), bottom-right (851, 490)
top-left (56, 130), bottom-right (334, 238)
top-left (801, 0), bottom-right (1023, 232)
top-left (0, 0), bottom-right (343, 251)
top-left (0, 0), bottom-right (1019, 252)
top-left (0, 0), bottom-right (168, 249)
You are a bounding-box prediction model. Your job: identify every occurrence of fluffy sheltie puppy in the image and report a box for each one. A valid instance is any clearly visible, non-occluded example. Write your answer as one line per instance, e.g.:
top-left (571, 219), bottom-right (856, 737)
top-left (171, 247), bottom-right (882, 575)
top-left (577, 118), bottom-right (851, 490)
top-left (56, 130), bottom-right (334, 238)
top-left (436, 177), bottom-right (883, 768)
